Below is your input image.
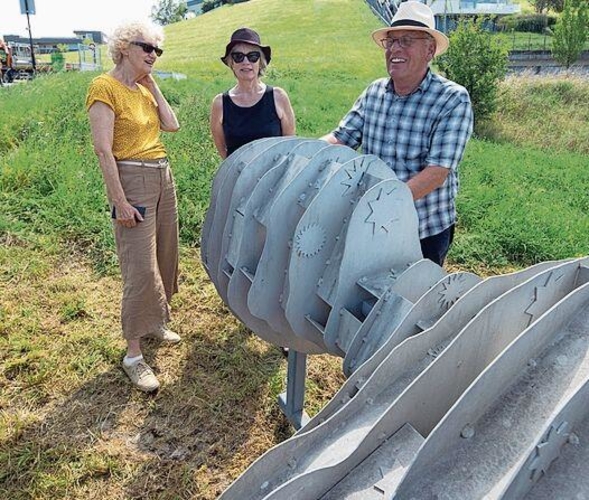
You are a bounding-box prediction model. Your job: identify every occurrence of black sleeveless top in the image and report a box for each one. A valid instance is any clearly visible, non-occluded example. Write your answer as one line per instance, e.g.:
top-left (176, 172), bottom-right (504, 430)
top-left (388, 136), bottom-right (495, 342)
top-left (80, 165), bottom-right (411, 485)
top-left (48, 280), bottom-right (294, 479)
top-left (222, 85), bottom-right (282, 156)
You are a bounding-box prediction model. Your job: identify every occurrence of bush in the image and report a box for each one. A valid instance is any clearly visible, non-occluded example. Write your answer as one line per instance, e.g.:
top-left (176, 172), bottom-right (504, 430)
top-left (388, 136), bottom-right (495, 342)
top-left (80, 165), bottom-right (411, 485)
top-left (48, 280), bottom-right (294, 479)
top-left (437, 18), bottom-right (509, 125)
top-left (202, 0), bottom-right (249, 12)
top-left (497, 13), bottom-right (558, 33)
top-left (202, 0), bottom-right (222, 13)
top-left (531, 0), bottom-right (565, 13)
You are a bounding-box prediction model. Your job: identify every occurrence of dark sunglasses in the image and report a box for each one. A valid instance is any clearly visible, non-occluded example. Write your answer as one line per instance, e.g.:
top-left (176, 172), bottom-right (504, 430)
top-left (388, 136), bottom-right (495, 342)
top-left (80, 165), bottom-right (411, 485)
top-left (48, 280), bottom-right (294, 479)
top-left (130, 41), bottom-right (163, 57)
top-left (230, 51), bottom-right (261, 63)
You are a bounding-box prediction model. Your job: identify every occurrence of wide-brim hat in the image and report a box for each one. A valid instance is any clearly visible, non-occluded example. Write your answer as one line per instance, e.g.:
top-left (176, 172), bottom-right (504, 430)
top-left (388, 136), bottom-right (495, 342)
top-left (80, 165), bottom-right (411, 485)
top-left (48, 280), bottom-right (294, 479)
top-left (221, 27), bottom-right (272, 66)
top-left (371, 1), bottom-right (449, 57)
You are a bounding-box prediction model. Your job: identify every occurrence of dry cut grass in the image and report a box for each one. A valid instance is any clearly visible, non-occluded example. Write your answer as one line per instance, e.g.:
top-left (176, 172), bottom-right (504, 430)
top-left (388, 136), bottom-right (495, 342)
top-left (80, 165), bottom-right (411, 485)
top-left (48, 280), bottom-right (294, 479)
top-left (0, 241), bottom-right (345, 499)
top-left (482, 73), bottom-right (589, 154)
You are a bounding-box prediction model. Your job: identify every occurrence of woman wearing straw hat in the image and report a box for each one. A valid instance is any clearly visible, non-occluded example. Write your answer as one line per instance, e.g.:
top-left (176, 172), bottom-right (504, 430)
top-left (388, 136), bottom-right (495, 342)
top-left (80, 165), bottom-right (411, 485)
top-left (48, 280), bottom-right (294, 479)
top-left (322, 1), bottom-right (474, 267)
top-left (210, 27), bottom-right (296, 159)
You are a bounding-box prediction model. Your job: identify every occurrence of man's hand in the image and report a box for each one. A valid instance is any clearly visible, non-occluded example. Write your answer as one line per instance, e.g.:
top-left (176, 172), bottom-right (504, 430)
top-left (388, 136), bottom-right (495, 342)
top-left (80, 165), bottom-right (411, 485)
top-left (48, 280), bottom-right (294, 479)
top-left (319, 133), bottom-right (343, 145)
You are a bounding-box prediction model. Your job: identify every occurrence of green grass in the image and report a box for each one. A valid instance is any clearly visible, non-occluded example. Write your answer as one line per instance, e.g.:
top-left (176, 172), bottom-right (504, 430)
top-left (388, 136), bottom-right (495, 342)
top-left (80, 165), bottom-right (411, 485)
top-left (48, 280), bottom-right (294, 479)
top-left (1, 0), bottom-right (588, 498)
top-left (454, 138), bottom-right (588, 268)
top-left (499, 30), bottom-right (555, 50)
top-left (498, 30), bottom-right (589, 51)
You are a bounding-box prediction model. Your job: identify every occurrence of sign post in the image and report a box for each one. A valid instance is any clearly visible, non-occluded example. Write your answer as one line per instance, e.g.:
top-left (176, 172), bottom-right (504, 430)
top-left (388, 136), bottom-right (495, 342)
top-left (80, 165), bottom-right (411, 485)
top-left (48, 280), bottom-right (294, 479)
top-left (20, 0), bottom-right (36, 73)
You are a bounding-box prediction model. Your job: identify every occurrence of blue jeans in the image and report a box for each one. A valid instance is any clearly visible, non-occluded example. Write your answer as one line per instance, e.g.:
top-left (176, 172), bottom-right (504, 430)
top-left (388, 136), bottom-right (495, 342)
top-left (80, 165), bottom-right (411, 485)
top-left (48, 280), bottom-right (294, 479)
top-left (420, 225), bottom-right (455, 267)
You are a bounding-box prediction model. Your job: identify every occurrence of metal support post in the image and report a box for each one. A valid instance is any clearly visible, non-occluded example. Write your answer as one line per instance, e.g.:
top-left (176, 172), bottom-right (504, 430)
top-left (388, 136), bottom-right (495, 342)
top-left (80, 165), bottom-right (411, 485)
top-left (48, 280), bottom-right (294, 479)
top-left (24, 0), bottom-right (36, 74)
top-left (278, 349), bottom-right (310, 430)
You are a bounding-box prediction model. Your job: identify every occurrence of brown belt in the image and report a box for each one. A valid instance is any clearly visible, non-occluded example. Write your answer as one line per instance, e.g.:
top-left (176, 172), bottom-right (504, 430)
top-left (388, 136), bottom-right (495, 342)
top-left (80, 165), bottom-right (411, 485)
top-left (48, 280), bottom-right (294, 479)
top-left (117, 158), bottom-right (169, 169)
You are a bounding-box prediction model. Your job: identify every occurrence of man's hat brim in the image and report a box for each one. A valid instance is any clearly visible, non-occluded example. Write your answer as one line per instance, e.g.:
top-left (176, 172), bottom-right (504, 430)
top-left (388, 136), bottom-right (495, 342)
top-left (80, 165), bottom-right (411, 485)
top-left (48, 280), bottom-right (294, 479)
top-left (371, 25), bottom-right (449, 57)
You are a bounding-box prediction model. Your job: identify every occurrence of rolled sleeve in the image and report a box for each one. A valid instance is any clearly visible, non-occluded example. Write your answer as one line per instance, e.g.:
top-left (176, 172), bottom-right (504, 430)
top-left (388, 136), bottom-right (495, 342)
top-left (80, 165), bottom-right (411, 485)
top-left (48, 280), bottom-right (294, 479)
top-left (427, 97), bottom-right (474, 170)
top-left (332, 89), bottom-right (368, 150)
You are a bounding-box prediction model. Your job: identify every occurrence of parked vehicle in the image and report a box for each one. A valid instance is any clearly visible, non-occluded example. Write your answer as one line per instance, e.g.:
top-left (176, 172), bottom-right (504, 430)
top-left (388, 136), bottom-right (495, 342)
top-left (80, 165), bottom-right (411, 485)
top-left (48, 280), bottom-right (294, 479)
top-left (0, 40), bottom-right (16, 84)
top-left (0, 40), bottom-right (51, 83)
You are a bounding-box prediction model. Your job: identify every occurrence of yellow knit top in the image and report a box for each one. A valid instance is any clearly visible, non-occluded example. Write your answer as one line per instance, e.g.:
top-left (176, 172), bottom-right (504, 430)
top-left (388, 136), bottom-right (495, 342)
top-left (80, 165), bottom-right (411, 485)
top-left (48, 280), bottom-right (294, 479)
top-left (85, 74), bottom-right (167, 160)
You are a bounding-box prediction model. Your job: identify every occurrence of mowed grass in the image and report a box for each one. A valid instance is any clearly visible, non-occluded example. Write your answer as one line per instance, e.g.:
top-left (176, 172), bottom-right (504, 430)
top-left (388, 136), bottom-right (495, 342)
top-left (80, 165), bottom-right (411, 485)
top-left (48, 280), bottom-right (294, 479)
top-left (0, 243), bottom-right (345, 499)
top-left (1, 0), bottom-right (588, 498)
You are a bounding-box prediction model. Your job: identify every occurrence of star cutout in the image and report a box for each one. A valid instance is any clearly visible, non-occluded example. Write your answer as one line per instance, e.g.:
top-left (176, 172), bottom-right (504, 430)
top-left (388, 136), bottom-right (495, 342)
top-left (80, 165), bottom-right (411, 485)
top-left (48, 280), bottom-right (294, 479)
top-left (524, 271), bottom-right (565, 326)
top-left (438, 274), bottom-right (469, 310)
top-left (528, 421), bottom-right (570, 482)
top-left (340, 158), bottom-right (367, 196)
top-left (364, 186), bottom-right (400, 235)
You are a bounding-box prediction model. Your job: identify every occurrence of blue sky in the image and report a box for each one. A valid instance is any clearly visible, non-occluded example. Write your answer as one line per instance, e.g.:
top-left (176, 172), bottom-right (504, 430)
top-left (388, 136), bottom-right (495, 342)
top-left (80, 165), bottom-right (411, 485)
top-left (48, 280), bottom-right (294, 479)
top-left (1, 0), bottom-right (156, 38)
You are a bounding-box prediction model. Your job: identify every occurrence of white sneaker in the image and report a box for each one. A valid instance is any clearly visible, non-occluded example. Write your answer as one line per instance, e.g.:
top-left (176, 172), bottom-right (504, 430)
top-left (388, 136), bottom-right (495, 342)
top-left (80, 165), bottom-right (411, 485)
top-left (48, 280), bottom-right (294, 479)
top-left (145, 328), bottom-right (181, 343)
top-left (122, 359), bottom-right (160, 392)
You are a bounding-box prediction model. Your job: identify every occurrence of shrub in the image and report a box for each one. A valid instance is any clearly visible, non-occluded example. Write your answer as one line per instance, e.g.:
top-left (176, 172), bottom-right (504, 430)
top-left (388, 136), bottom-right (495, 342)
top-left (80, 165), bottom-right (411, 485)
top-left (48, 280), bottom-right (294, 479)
top-left (497, 13), bottom-right (558, 33)
top-left (202, 0), bottom-right (249, 12)
top-left (531, 0), bottom-right (565, 13)
top-left (202, 0), bottom-right (222, 13)
top-left (437, 18), bottom-right (509, 124)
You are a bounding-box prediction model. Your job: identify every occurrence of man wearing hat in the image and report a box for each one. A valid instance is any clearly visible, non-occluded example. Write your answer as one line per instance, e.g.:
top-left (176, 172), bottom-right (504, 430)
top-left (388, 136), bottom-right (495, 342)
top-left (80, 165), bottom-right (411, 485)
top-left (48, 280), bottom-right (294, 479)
top-left (322, 1), bottom-right (473, 266)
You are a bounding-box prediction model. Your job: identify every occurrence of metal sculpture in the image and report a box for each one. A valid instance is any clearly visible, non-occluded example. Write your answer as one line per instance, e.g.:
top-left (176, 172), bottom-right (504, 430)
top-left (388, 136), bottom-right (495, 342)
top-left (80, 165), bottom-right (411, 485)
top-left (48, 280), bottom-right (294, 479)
top-left (201, 137), bottom-right (431, 360)
top-left (201, 138), bottom-right (589, 498)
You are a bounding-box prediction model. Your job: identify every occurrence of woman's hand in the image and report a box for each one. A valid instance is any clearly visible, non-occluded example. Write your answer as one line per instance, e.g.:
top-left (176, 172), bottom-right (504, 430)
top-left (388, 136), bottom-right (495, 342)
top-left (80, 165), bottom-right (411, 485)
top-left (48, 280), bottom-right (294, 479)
top-left (137, 74), bottom-right (156, 93)
top-left (139, 74), bottom-right (180, 132)
top-left (114, 202), bottom-right (144, 228)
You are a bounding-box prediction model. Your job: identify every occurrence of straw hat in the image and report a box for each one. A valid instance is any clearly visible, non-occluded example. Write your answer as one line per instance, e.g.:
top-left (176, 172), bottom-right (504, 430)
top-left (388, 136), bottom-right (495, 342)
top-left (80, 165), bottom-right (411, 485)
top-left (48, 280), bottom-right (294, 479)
top-left (371, 1), bottom-right (449, 57)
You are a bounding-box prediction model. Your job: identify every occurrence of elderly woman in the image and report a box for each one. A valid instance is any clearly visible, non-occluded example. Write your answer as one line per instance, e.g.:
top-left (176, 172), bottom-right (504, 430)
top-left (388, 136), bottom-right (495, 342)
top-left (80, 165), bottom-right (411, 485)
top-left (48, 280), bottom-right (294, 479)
top-left (86, 21), bottom-right (181, 392)
top-left (210, 27), bottom-right (296, 159)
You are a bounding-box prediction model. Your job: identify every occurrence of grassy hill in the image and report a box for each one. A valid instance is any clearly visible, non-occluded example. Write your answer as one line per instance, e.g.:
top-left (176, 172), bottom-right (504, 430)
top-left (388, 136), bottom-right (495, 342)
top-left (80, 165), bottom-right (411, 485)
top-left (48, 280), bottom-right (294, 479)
top-left (0, 0), bottom-right (588, 498)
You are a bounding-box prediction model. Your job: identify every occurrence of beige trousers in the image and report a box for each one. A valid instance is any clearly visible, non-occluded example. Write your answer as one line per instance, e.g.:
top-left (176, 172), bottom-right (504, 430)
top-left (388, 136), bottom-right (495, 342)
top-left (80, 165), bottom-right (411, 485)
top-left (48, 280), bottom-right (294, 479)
top-left (112, 161), bottom-right (179, 340)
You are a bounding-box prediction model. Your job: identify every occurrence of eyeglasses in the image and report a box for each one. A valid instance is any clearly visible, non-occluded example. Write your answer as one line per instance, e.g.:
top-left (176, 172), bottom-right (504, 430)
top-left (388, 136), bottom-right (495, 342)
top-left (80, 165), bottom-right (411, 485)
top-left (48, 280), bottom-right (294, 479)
top-left (130, 41), bottom-right (163, 57)
top-left (379, 35), bottom-right (431, 50)
top-left (230, 51), bottom-right (261, 63)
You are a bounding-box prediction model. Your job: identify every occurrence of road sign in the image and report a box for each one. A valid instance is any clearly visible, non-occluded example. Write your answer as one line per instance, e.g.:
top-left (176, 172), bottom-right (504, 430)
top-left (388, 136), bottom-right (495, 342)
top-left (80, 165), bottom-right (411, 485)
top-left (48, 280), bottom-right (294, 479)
top-left (20, 0), bottom-right (36, 15)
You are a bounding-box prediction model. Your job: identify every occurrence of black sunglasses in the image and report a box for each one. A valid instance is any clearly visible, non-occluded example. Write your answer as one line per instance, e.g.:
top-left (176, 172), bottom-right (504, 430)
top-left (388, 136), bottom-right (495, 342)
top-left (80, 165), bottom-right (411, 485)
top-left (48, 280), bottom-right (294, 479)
top-left (130, 41), bottom-right (163, 57)
top-left (230, 51), bottom-right (261, 63)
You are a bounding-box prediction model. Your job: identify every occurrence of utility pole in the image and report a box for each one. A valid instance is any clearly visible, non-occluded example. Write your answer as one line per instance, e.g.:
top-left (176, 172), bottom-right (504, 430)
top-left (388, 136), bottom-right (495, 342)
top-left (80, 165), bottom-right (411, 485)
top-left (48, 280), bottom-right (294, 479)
top-left (20, 0), bottom-right (37, 73)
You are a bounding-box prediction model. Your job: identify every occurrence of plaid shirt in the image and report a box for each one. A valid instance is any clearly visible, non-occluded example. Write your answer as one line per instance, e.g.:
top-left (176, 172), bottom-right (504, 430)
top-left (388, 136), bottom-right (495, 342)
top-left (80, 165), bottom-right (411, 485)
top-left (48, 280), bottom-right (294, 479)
top-left (333, 70), bottom-right (473, 238)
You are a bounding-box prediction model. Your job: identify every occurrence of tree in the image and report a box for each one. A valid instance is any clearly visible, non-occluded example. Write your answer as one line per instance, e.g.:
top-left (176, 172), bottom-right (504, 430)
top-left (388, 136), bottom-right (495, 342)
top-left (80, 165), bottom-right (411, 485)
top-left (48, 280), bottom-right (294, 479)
top-left (552, 0), bottom-right (589, 69)
top-left (202, 0), bottom-right (249, 12)
top-left (437, 18), bottom-right (509, 124)
top-left (151, 0), bottom-right (188, 26)
top-left (531, 0), bottom-right (565, 13)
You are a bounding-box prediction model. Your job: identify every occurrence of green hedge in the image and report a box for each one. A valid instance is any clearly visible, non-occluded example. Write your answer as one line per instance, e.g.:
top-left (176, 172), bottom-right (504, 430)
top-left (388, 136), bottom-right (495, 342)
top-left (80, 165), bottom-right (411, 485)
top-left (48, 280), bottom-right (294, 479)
top-left (497, 13), bottom-right (558, 33)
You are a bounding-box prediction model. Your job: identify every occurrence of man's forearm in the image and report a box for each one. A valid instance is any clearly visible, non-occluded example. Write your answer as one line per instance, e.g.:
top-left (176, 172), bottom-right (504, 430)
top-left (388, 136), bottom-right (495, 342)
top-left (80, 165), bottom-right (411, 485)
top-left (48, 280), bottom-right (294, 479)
top-left (406, 165), bottom-right (449, 200)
